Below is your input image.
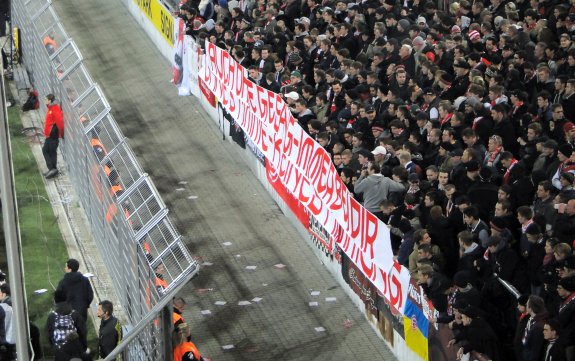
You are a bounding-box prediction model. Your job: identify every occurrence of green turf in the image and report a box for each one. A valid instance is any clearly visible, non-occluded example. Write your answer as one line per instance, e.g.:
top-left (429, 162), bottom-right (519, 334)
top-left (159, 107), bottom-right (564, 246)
top-left (4, 92), bottom-right (98, 359)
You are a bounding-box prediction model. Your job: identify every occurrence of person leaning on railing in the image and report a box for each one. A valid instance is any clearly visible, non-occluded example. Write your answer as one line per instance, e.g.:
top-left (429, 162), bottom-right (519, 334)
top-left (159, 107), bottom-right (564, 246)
top-left (42, 94), bottom-right (64, 179)
top-left (173, 323), bottom-right (206, 361)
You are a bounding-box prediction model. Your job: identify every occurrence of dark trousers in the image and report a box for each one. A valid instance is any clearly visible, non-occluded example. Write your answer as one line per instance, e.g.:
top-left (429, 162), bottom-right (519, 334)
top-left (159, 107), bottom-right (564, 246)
top-left (566, 345), bottom-right (575, 361)
top-left (0, 344), bottom-right (16, 360)
top-left (42, 137), bottom-right (59, 170)
top-left (0, 12), bottom-right (7, 37)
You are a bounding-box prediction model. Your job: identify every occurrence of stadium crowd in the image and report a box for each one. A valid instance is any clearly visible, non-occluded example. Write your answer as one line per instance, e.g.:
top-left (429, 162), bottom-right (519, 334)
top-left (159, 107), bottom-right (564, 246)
top-left (178, 0), bottom-right (575, 359)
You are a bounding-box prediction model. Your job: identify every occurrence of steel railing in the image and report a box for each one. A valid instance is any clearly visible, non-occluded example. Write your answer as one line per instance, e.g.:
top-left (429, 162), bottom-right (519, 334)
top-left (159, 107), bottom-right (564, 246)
top-left (11, 0), bottom-right (199, 359)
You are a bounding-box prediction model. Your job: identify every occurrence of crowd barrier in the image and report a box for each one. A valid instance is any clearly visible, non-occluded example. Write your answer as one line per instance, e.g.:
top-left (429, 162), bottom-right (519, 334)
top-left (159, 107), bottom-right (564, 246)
top-left (11, 0), bottom-right (199, 359)
top-left (124, 0), bottom-right (459, 359)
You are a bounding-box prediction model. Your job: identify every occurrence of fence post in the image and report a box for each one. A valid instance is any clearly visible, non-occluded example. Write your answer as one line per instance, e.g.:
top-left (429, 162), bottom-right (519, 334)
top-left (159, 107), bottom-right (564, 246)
top-left (162, 305), bottom-right (173, 361)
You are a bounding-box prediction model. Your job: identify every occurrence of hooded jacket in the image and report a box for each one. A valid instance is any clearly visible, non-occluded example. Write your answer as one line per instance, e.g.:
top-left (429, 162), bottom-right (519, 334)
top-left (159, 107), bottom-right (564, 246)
top-left (56, 271), bottom-right (94, 317)
top-left (354, 173), bottom-right (405, 213)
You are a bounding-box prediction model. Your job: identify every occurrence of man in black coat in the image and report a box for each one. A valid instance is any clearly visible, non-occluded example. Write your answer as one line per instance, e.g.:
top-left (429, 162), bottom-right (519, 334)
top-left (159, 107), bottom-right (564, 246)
top-left (97, 300), bottom-right (122, 358)
top-left (563, 80), bottom-right (575, 124)
top-left (261, 73), bottom-right (281, 94)
top-left (467, 168), bottom-right (498, 221)
top-left (478, 235), bottom-right (529, 315)
top-left (448, 59), bottom-right (471, 100)
top-left (450, 306), bottom-right (501, 361)
top-left (457, 230), bottom-right (483, 286)
top-left (417, 264), bottom-right (451, 313)
top-left (56, 259), bottom-right (94, 321)
top-left (491, 104), bottom-right (517, 156)
top-left (542, 319), bottom-right (566, 361)
top-left (556, 276), bottom-right (575, 360)
top-left (553, 198), bottom-right (575, 245)
top-left (525, 224), bottom-right (546, 295)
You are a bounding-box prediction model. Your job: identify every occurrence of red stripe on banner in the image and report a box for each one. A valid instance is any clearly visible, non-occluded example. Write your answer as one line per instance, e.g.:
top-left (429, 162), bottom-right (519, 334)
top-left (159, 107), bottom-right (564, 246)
top-left (198, 77), bottom-right (215, 108)
top-left (265, 159), bottom-right (308, 228)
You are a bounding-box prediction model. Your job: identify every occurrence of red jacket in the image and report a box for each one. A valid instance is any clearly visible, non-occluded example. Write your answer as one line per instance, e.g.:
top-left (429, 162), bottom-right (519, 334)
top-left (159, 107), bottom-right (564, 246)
top-left (44, 104), bottom-right (64, 138)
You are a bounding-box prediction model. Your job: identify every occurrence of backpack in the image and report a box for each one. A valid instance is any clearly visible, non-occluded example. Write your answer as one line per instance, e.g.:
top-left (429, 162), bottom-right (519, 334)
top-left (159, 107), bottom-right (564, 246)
top-left (51, 310), bottom-right (77, 347)
top-left (22, 89), bottom-right (40, 112)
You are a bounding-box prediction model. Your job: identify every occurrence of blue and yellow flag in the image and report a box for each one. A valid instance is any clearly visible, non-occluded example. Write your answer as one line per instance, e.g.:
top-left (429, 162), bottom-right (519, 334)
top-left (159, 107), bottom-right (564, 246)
top-left (403, 298), bottom-right (429, 361)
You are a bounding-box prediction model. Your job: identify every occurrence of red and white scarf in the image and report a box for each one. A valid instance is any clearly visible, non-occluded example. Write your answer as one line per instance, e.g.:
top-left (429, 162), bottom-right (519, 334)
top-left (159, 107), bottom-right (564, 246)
top-left (503, 159), bottom-right (518, 184)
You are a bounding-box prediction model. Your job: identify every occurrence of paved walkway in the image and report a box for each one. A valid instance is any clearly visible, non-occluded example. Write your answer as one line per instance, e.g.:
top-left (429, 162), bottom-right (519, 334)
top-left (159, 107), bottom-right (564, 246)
top-left (49, 1), bottom-right (397, 360)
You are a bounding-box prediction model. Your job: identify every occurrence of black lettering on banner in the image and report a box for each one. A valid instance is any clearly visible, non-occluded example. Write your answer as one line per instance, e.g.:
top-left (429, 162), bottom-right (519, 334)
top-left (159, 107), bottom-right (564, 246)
top-left (160, 11), bottom-right (174, 44)
top-left (140, 0), bottom-right (152, 18)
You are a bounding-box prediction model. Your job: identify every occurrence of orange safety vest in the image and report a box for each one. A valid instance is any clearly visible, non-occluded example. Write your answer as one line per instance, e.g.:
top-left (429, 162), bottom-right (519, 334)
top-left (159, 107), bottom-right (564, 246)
top-left (173, 342), bottom-right (201, 361)
top-left (103, 164), bottom-right (112, 177)
top-left (105, 186), bottom-right (134, 225)
top-left (43, 36), bottom-right (57, 52)
top-left (43, 36), bottom-right (57, 47)
top-left (91, 138), bottom-right (107, 160)
top-left (173, 311), bottom-right (185, 325)
top-left (105, 204), bottom-right (132, 223)
top-left (105, 203), bottom-right (118, 223)
top-left (143, 242), bottom-right (153, 262)
top-left (155, 275), bottom-right (168, 289)
top-left (144, 280), bottom-right (160, 327)
top-left (111, 184), bottom-right (123, 198)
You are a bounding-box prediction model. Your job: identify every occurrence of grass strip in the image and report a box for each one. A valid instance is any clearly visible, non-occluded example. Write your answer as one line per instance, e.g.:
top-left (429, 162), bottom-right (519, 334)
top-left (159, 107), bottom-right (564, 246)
top-left (2, 91), bottom-right (98, 358)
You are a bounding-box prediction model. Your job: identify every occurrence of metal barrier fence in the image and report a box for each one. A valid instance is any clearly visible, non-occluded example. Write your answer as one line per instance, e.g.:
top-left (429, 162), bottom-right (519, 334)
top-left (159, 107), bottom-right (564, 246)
top-left (11, 0), bottom-right (199, 359)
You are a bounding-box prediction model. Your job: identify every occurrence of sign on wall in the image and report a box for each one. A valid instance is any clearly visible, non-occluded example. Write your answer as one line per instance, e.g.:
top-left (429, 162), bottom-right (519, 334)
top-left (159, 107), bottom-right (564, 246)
top-left (134, 0), bottom-right (174, 45)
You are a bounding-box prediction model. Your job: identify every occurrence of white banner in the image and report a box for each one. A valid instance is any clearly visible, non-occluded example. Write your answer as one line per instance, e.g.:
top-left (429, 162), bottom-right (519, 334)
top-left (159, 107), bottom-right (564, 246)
top-left (172, 17), bottom-right (187, 93)
top-left (199, 41), bottom-right (411, 313)
top-left (187, 37), bottom-right (200, 98)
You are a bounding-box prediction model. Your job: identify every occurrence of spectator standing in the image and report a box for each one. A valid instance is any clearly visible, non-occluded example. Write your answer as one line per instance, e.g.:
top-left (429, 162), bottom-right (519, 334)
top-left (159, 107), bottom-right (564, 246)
top-left (448, 306), bottom-right (501, 361)
top-left (46, 290), bottom-right (88, 361)
top-left (417, 264), bottom-right (450, 313)
top-left (533, 180), bottom-right (557, 234)
top-left (56, 259), bottom-right (94, 321)
top-left (0, 284), bottom-right (14, 360)
top-left (520, 295), bottom-right (548, 361)
top-left (181, 1), bottom-right (575, 358)
top-left (0, 306), bottom-right (5, 358)
top-left (173, 323), bottom-right (206, 361)
top-left (525, 224), bottom-right (547, 296)
top-left (556, 276), bottom-right (575, 361)
top-left (513, 295), bottom-right (530, 361)
top-left (542, 319), bottom-right (566, 361)
top-left (553, 198), bottom-right (575, 244)
top-left (97, 300), bottom-right (122, 359)
top-left (173, 297), bottom-right (187, 326)
top-left (42, 94), bottom-right (64, 179)
top-left (462, 206), bottom-right (490, 248)
top-left (354, 163), bottom-right (405, 216)
top-left (456, 230), bottom-right (483, 285)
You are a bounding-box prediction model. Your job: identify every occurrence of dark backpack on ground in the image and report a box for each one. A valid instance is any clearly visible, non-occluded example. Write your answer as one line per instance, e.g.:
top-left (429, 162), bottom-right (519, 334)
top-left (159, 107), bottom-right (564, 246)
top-left (22, 89), bottom-right (40, 112)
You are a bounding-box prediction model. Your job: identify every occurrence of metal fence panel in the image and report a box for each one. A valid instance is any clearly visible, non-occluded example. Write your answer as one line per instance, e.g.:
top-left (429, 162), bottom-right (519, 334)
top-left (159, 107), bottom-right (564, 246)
top-left (11, 0), bottom-right (199, 358)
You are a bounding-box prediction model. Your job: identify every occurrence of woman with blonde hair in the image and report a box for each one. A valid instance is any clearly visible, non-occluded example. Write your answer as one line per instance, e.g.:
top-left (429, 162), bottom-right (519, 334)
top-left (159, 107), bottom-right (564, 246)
top-left (484, 135), bottom-right (504, 170)
top-left (173, 323), bottom-right (205, 361)
top-left (471, 76), bottom-right (485, 87)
